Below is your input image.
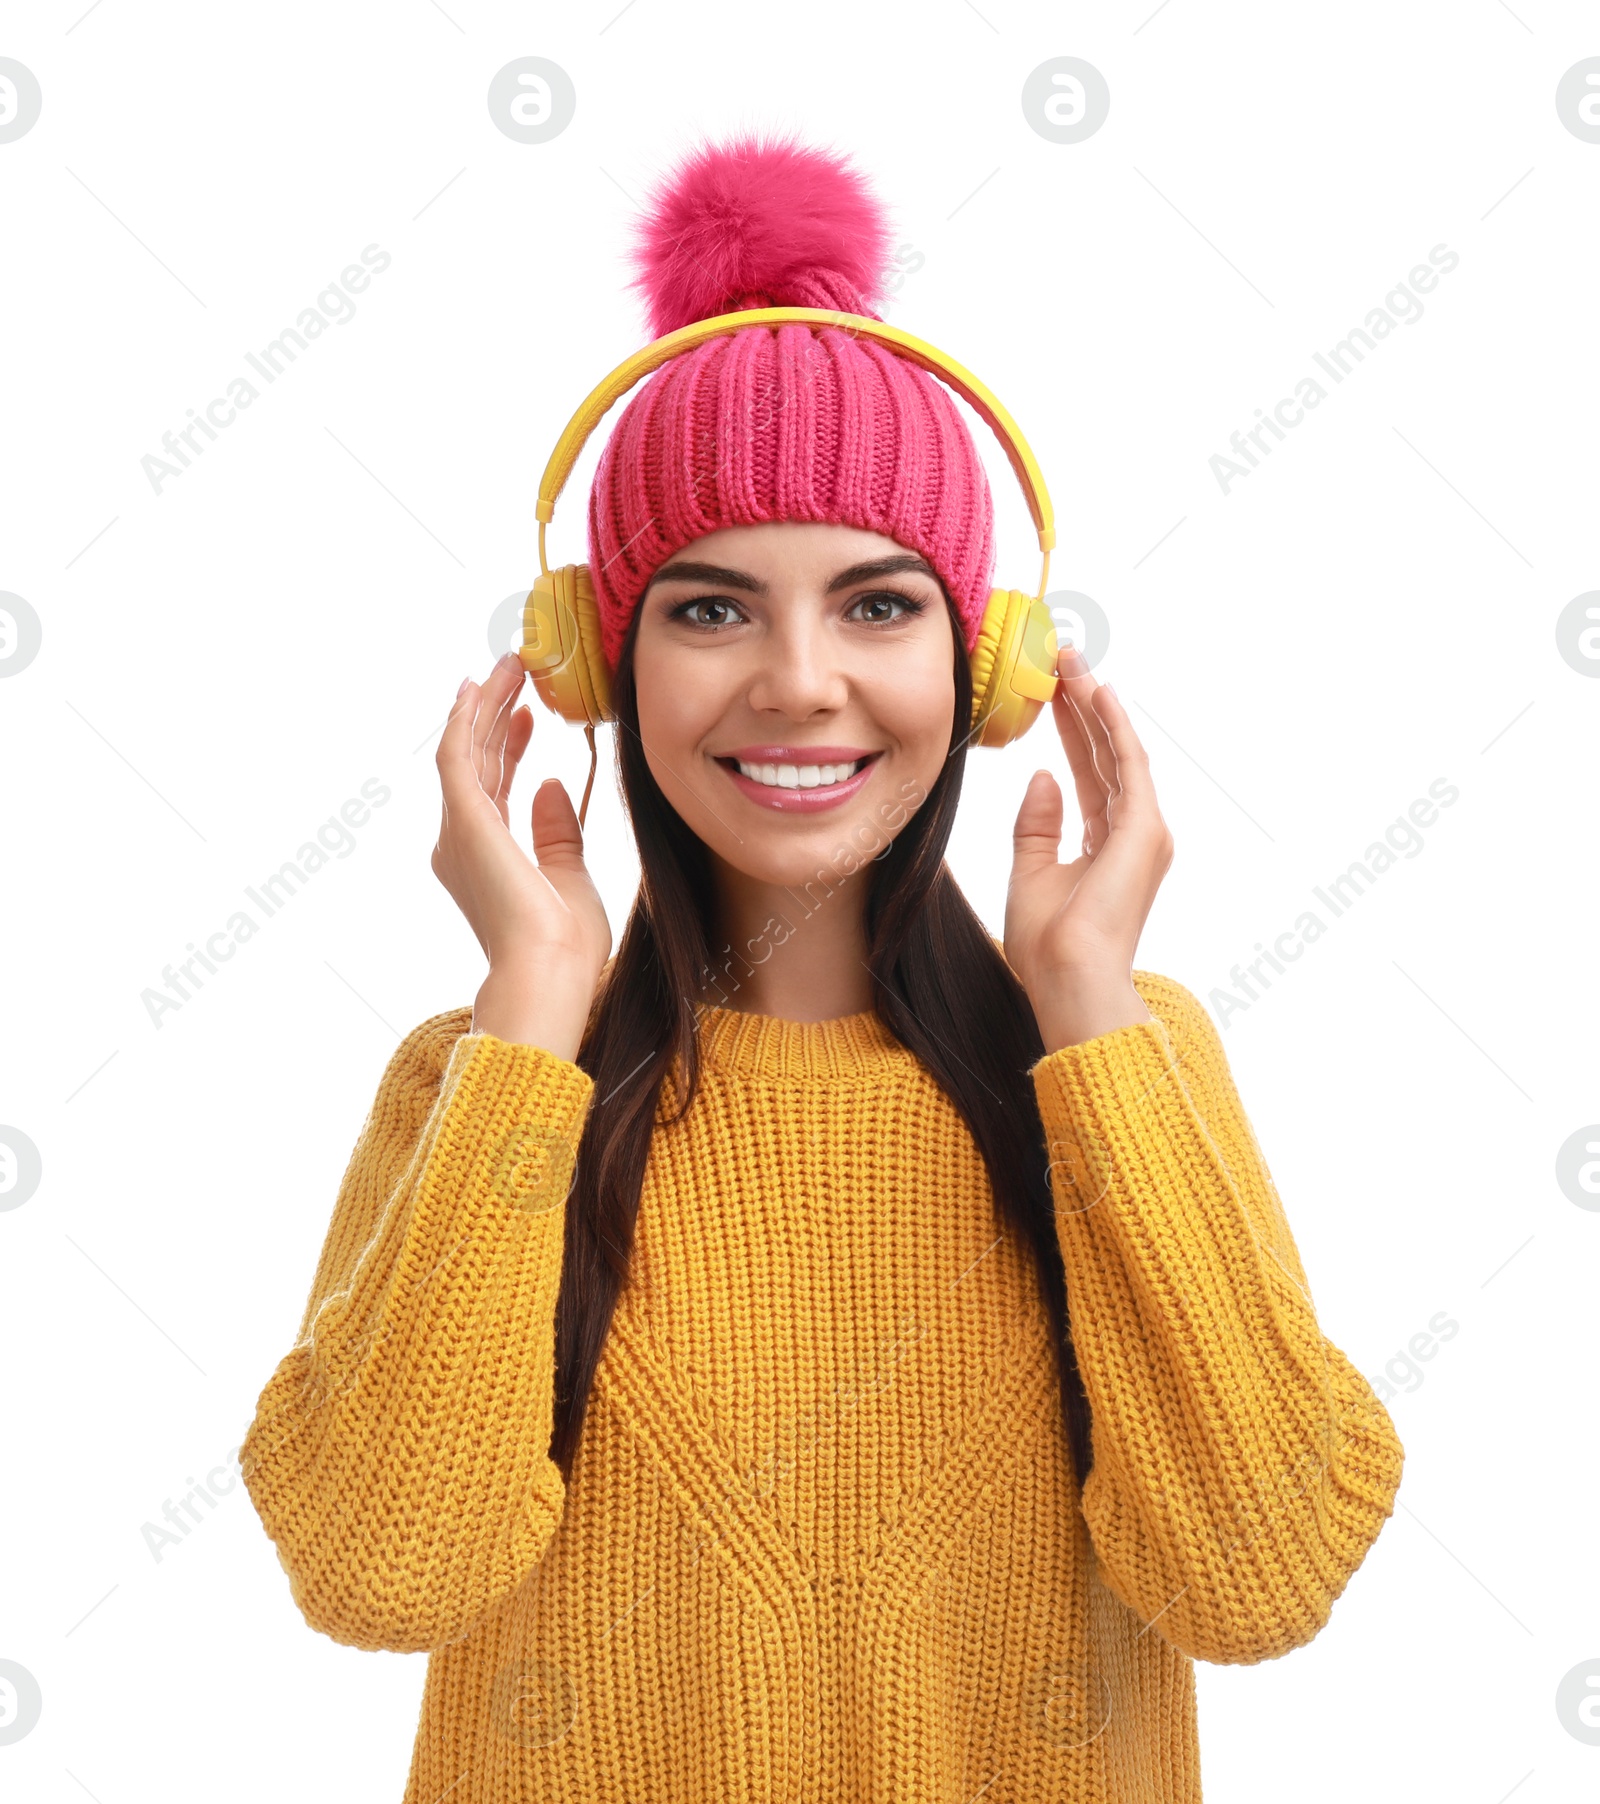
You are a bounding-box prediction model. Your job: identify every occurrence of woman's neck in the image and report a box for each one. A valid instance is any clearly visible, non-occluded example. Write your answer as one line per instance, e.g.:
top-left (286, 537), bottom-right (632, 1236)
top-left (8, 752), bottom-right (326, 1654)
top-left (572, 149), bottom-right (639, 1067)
top-left (707, 855), bottom-right (874, 1022)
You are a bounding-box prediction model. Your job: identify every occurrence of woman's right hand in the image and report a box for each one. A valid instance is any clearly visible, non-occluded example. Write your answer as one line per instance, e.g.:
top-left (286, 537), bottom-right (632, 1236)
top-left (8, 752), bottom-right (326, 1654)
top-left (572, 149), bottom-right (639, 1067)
top-left (432, 652), bottom-right (611, 1060)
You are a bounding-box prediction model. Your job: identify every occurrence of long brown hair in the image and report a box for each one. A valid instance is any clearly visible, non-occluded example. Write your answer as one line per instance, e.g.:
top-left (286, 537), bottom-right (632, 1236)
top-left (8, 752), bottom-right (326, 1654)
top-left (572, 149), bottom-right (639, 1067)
top-left (551, 589), bottom-right (1094, 1492)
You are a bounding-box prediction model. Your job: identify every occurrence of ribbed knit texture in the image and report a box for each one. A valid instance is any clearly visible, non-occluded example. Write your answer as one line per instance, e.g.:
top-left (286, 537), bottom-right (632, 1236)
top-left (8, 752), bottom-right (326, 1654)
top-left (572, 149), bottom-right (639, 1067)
top-left (584, 315), bottom-right (998, 670)
top-left (240, 970), bottom-right (1403, 1801)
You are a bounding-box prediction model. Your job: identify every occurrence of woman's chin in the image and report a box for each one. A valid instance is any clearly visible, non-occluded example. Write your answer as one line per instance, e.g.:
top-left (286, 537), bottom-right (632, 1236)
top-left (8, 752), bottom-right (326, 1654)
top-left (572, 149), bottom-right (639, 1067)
top-left (706, 802), bottom-right (903, 891)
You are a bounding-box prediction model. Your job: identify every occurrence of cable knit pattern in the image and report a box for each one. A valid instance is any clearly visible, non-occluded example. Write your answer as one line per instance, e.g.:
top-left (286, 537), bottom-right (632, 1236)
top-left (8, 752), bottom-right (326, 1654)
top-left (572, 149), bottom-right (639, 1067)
top-left (240, 970), bottom-right (1402, 1801)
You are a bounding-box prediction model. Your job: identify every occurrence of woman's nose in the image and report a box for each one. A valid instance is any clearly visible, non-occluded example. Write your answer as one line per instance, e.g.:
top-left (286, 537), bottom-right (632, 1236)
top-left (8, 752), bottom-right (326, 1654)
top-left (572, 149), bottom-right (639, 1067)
top-left (744, 618), bottom-right (850, 716)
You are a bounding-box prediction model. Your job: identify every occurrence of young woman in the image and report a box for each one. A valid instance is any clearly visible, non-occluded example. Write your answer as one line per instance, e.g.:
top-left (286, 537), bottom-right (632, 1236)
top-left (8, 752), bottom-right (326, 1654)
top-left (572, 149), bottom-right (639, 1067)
top-left (241, 134), bottom-right (1403, 1802)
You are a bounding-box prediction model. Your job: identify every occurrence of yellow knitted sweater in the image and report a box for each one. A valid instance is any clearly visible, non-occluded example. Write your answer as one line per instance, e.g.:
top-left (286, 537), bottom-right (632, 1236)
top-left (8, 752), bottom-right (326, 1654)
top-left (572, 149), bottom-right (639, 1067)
top-left (240, 968), bottom-right (1403, 1801)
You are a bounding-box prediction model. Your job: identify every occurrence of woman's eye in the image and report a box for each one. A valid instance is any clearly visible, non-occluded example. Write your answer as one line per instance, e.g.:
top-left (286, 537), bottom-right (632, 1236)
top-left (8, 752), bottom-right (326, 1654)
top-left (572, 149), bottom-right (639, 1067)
top-left (671, 596), bottom-right (745, 629)
top-left (850, 591), bottom-right (926, 625)
top-left (668, 590), bottom-right (926, 630)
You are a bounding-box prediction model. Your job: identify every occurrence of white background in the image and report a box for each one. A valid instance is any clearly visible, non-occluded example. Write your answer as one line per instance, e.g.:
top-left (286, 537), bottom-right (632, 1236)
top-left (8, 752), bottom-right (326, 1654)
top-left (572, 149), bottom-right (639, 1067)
top-left (2, 1), bottom-right (1595, 1799)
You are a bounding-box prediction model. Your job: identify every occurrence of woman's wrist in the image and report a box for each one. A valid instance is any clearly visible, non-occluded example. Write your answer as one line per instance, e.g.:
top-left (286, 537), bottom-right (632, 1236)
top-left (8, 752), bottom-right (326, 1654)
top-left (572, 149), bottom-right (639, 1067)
top-left (1027, 967), bottom-right (1153, 1055)
top-left (472, 961), bottom-right (597, 1063)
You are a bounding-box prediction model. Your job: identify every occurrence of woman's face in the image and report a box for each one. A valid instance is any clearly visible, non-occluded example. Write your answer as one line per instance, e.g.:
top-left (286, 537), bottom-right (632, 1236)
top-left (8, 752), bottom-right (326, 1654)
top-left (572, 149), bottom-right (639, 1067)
top-left (630, 520), bottom-right (958, 889)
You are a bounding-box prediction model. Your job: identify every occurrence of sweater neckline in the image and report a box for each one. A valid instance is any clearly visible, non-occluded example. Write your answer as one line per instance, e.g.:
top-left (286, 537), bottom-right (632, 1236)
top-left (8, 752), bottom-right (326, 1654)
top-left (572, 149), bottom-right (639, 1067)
top-left (694, 1002), bottom-right (914, 1082)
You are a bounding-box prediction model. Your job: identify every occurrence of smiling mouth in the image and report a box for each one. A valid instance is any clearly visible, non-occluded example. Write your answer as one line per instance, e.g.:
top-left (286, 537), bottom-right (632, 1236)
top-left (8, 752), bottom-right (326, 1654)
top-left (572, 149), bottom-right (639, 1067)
top-left (714, 753), bottom-right (878, 791)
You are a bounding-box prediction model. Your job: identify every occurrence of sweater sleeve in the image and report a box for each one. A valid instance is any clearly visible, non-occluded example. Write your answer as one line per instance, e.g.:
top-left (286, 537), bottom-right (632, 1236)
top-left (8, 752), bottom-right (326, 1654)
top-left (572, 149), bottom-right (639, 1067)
top-left (239, 1009), bottom-right (595, 1654)
top-left (1031, 970), bottom-right (1404, 1665)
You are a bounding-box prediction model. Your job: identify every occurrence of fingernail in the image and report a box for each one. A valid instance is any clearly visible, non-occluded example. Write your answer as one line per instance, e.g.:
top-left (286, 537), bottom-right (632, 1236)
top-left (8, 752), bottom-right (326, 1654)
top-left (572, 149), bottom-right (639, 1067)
top-left (1102, 682), bottom-right (1118, 699)
top-left (496, 650), bottom-right (518, 671)
top-left (457, 676), bottom-right (470, 696)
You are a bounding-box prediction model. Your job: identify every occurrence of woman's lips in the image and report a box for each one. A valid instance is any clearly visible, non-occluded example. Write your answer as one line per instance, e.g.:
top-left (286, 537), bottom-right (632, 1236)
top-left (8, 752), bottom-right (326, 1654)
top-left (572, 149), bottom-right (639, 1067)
top-left (715, 751), bottom-right (881, 813)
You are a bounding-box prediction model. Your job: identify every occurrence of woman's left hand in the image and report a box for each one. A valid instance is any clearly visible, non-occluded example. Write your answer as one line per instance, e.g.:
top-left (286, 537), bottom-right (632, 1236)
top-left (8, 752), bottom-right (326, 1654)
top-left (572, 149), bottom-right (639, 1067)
top-left (1004, 646), bottom-right (1175, 1053)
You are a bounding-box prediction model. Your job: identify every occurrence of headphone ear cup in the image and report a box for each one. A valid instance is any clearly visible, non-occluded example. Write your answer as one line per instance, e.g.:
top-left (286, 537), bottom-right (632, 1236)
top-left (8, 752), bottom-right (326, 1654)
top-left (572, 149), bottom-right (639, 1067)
top-left (521, 564), bottom-right (613, 727)
top-left (968, 589), bottom-right (1059, 748)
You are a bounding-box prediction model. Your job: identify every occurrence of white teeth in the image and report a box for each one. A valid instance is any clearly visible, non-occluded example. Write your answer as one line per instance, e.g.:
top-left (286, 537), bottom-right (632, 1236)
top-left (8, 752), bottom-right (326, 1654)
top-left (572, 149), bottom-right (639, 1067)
top-left (734, 757), bottom-right (866, 788)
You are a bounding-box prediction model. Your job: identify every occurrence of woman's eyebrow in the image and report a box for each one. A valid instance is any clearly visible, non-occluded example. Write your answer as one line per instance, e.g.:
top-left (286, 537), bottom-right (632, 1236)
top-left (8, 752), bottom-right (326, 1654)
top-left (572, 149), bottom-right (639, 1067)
top-left (643, 553), bottom-right (939, 598)
top-left (824, 555), bottom-right (939, 593)
top-left (645, 560), bottom-right (764, 596)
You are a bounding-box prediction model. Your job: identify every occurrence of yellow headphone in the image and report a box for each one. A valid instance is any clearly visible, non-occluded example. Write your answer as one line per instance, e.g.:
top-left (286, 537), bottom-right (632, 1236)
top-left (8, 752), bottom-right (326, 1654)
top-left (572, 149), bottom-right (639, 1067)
top-left (521, 305), bottom-right (1061, 825)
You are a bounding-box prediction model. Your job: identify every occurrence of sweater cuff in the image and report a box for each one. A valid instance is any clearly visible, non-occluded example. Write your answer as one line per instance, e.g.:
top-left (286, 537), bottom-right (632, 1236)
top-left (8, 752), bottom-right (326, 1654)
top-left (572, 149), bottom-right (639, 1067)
top-left (433, 1031), bottom-right (595, 1211)
top-left (1029, 1016), bottom-right (1185, 1213)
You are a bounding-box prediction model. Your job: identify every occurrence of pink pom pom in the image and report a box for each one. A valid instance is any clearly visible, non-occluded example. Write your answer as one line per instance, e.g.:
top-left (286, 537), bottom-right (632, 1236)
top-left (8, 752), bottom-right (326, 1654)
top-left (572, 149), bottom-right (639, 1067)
top-left (626, 130), bottom-right (896, 339)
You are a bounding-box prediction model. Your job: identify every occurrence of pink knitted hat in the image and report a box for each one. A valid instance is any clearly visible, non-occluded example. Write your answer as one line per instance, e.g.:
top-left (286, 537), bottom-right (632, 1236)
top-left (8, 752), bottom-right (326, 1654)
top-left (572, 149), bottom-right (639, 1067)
top-left (585, 132), bottom-right (997, 671)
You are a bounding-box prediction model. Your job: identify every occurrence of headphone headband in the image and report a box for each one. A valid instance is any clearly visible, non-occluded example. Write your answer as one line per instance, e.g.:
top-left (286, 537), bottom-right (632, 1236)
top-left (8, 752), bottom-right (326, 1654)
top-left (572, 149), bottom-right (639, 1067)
top-left (535, 306), bottom-right (1055, 596)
